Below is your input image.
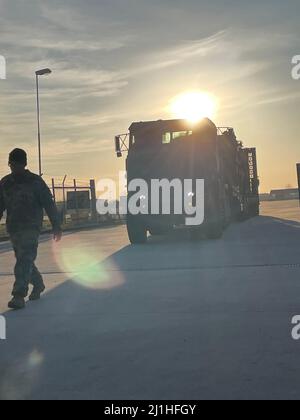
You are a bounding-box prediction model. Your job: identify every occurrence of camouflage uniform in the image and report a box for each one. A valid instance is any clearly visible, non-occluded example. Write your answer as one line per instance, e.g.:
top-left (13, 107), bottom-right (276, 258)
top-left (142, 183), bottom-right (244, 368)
top-left (0, 171), bottom-right (61, 298)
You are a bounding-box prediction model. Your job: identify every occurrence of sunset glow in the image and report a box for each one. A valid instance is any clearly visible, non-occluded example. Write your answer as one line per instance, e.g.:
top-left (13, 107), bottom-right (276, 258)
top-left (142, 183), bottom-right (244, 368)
top-left (170, 92), bottom-right (218, 123)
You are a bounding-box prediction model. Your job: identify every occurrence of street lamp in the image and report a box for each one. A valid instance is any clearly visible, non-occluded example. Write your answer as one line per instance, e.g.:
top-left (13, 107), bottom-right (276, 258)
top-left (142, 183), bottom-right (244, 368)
top-left (35, 68), bottom-right (52, 176)
top-left (297, 163), bottom-right (300, 206)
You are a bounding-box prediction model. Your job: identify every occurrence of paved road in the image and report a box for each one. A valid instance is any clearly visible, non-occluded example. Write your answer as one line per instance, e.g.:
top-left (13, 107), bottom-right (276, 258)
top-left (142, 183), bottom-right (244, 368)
top-left (0, 202), bottom-right (300, 400)
top-left (260, 199), bottom-right (300, 222)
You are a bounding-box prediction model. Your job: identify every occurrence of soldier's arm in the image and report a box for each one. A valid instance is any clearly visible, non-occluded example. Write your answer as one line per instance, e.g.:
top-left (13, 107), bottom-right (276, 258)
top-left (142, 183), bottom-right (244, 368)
top-left (0, 182), bottom-right (6, 222)
top-left (39, 180), bottom-right (62, 234)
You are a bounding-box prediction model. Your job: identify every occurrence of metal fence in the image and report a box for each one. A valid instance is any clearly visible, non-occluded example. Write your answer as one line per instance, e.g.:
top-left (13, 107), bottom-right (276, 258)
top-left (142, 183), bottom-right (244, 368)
top-left (0, 176), bottom-right (125, 240)
top-left (48, 177), bottom-right (96, 226)
top-left (47, 176), bottom-right (124, 228)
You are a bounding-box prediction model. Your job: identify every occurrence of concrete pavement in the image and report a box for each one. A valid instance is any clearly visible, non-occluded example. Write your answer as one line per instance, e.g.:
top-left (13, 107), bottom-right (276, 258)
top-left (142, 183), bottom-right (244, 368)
top-left (0, 202), bottom-right (300, 400)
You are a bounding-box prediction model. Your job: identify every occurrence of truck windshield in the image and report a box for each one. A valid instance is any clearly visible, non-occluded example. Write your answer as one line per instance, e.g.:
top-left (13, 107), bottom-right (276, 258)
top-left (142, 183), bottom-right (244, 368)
top-left (129, 127), bottom-right (194, 150)
top-left (162, 131), bottom-right (193, 144)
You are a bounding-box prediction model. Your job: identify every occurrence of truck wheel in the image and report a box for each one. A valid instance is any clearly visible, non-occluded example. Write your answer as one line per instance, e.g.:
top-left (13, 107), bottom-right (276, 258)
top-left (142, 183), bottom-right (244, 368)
top-left (149, 228), bottom-right (163, 236)
top-left (206, 222), bottom-right (224, 239)
top-left (237, 211), bottom-right (247, 222)
top-left (149, 226), bottom-right (172, 236)
top-left (190, 228), bottom-right (203, 241)
top-left (127, 216), bottom-right (147, 244)
top-left (249, 204), bottom-right (260, 217)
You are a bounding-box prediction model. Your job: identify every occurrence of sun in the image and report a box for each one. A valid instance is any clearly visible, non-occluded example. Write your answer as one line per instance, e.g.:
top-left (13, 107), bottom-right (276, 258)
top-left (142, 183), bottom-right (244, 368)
top-left (170, 91), bottom-right (218, 123)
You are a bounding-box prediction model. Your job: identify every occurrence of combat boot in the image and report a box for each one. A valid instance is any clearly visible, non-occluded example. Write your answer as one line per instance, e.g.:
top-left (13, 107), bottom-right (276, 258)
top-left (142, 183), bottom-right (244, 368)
top-left (8, 296), bottom-right (26, 310)
top-left (29, 284), bottom-right (46, 301)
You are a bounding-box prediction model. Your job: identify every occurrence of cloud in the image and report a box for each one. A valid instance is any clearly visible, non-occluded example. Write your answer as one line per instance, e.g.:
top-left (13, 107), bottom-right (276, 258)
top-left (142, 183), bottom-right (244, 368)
top-left (0, 2), bottom-right (128, 54)
top-left (256, 91), bottom-right (300, 106)
top-left (2, 33), bottom-right (125, 52)
top-left (122, 30), bottom-right (228, 77)
top-left (0, 0), bottom-right (299, 191)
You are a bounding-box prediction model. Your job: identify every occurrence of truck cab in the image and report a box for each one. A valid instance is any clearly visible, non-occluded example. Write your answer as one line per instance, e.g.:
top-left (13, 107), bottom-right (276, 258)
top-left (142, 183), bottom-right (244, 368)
top-left (115, 118), bottom-right (259, 244)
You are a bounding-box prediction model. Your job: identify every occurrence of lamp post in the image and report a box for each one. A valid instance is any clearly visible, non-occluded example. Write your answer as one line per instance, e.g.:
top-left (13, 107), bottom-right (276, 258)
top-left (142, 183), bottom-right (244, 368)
top-left (35, 68), bottom-right (52, 176)
top-left (297, 163), bottom-right (300, 206)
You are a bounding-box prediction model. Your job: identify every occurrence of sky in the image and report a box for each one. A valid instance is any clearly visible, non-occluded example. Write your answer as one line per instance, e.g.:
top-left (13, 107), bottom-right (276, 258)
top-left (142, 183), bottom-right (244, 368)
top-left (0, 0), bottom-right (300, 192)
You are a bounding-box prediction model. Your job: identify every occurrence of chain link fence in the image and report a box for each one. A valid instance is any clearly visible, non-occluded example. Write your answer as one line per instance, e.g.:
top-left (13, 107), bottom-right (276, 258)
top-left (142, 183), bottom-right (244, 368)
top-left (49, 176), bottom-right (125, 229)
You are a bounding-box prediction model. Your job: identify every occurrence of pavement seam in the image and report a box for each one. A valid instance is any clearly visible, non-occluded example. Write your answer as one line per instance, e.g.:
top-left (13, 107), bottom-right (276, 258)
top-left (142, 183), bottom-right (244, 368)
top-left (1, 262), bottom-right (300, 276)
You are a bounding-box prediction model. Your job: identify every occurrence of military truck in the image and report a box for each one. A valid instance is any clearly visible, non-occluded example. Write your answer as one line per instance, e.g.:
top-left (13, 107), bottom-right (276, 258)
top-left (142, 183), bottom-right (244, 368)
top-left (115, 118), bottom-right (259, 244)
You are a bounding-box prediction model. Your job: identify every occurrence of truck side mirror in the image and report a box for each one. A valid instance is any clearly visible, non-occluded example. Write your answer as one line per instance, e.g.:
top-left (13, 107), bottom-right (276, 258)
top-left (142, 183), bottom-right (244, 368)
top-left (115, 136), bottom-right (122, 157)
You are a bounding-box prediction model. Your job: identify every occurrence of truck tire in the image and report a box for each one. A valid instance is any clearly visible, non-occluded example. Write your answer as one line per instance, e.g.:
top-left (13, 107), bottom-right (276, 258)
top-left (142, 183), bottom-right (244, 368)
top-left (149, 228), bottom-right (163, 236)
top-left (206, 222), bottom-right (224, 239)
top-left (149, 226), bottom-right (172, 236)
top-left (127, 215), bottom-right (147, 244)
top-left (190, 228), bottom-right (203, 241)
top-left (249, 203), bottom-right (260, 217)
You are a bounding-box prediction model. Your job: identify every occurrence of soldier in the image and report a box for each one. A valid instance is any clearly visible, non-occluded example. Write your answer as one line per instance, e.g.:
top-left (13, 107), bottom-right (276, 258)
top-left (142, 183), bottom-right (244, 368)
top-left (0, 149), bottom-right (62, 310)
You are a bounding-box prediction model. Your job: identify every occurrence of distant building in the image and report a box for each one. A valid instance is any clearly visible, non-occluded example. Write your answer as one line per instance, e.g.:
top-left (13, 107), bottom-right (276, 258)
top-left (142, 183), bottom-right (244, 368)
top-left (270, 188), bottom-right (299, 201)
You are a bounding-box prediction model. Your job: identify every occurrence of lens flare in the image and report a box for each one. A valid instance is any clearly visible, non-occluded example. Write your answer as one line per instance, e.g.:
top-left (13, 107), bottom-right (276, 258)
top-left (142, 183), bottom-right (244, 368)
top-left (170, 91), bottom-right (218, 123)
top-left (28, 350), bottom-right (44, 368)
top-left (52, 234), bottom-right (124, 290)
top-left (0, 350), bottom-right (44, 400)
